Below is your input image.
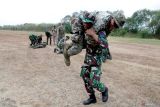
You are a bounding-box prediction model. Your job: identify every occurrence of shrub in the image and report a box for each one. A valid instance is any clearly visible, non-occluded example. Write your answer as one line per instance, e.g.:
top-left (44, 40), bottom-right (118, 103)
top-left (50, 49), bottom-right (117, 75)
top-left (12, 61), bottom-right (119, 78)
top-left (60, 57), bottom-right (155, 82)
top-left (111, 29), bottom-right (127, 37)
top-left (138, 30), bottom-right (152, 38)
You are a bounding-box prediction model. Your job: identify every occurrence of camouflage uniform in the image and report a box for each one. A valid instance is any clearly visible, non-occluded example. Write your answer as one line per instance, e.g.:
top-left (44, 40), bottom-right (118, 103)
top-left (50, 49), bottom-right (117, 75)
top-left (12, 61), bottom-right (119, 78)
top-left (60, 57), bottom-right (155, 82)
top-left (80, 30), bottom-right (108, 94)
top-left (54, 24), bottom-right (65, 53)
top-left (54, 35), bottom-right (70, 54)
top-left (29, 34), bottom-right (47, 49)
top-left (64, 11), bottom-right (125, 104)
top-left (52, 26), bottom-right (57, 45)
top-left (65, 17), bottom-right (84, 56)
top-left (45, 31), bottom-right (52, 45)
top-left (64, 11), bottom-right (113, 66)
top-left (64, 12), bottom-right (109, 103)
top-left (29, 34), bottom-right (38, 46)
top-left (56, 24), bottom-right (65, 46)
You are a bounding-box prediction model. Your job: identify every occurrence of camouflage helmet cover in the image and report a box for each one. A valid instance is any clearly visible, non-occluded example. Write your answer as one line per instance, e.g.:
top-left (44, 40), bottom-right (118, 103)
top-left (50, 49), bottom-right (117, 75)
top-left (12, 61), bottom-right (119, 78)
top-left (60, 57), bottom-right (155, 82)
top-left (112, 12), bottom-right (126, 28)
top-left (80, 11), bottom-right (96, 24)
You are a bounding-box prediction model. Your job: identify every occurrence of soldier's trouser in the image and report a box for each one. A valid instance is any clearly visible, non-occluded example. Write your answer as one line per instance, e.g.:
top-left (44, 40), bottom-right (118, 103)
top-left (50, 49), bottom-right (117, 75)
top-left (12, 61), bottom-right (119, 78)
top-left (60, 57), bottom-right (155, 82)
top-left (57, 39), bottom-right (65, 53)
top-left (53, 36), bottom-right (56, 45)
top-left (80, 65), bottom-right (106, 94)
top-left (47, 36), bottom-right (52, 45)
top-left (67, 43), bottom-right (83, 56)
top-left (64, 38), bottom-right (83, 56)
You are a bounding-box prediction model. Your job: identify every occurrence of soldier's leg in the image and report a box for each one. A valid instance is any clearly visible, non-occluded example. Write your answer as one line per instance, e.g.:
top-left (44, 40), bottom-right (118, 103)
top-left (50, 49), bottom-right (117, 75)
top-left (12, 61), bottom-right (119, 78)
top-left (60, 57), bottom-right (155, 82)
top-left (63, 39), bottom-right (73, 66)
top-left (67, 44), bottom-right (82, 56)
top-left (80, 66), bottom-right (97, 105)
top-left (80, 66), bottom-right (94, 93)
top-left (107, 47), bottom-right (112, 60)
top-left (64, 42), bottom-right (83, 66)
top-left (46, 36), bottom-right (49, 45)
top-left (53, 36), bottom-right (55, 45)
top-left (89, 66), bottom-right (105, 92)
top-left (49, 37), bottom-right (52, 45)
top-left (90, 66), bottom-right (108, 102)
top-left (56, 40), bottom-right (63, 54)
top-left (30, 40), bottom-right (33, 46)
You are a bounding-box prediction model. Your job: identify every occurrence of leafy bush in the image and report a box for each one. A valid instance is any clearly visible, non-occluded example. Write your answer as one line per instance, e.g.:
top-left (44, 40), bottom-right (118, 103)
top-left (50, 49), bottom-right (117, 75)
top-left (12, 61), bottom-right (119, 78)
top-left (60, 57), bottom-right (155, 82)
top-left (64, 23), bottom-right (72, 33)
top-left (138, 30), bottom-right (152, 38)
top-left (111, 28), bottom-right (127, 37)
top-left (155, 25), bottom-right (160, 39)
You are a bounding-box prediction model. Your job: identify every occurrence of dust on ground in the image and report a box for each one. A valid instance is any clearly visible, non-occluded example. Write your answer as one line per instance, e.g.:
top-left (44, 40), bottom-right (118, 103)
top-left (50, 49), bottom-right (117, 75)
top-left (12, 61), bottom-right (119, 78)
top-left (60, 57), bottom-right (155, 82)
top-left (0, 30), bottom-right (160, 107)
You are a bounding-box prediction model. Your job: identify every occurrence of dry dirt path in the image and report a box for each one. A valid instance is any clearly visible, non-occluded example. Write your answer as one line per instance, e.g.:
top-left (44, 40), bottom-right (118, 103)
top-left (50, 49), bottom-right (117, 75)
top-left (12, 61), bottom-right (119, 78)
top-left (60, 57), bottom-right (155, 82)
top-left (0, 30), bottom-right (160, 107)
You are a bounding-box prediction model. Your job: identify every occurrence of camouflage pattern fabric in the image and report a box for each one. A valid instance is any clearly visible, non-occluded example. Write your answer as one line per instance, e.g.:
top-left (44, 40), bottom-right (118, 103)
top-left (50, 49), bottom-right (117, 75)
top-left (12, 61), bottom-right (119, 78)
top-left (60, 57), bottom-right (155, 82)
top-left (56, 25), bottom-right (65, 45)
top-left (65, 11), bottom-right (112, 61)
top-left (54, 36), bottom-right (70, 54)
top-left (29, 34), bottom-right (46, 49)
top-left (80, 30), bottom-right (108, 94)
top-left (64, 18), bottom-right (84, 56)
top-left (31, 42), bottom-right (47, 49)
top-left (81, 66), bottom-right (105, 93)
top-left (56, 37), bottom-right (66, 53)
top-left (65, 11), bottom-right (114, 94)
top-left (29, 34), bottom-right (38, 46)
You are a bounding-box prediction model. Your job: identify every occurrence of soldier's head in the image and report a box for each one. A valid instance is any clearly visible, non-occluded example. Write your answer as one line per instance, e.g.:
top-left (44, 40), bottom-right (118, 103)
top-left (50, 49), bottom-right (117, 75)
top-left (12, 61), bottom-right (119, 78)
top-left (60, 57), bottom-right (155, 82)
top-left (53, 25), bottom-right (56, 29)
top-left (108, 13), bottom-right (126, 31)
top-left (80, 11), bottom-right (96, 30)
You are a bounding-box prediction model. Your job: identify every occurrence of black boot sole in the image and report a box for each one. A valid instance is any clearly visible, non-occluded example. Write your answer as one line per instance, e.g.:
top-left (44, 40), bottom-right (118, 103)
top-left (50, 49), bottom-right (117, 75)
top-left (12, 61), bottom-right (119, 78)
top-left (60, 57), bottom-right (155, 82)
top-left (83, 100), bottom-right (97, 105)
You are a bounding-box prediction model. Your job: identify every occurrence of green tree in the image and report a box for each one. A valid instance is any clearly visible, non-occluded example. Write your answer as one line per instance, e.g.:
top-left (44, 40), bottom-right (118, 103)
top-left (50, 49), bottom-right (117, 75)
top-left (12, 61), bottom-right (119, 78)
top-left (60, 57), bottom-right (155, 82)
top-left (64, 23), bottom-right (72, 33)
top-left (149, 10), bottom-right (160, 38)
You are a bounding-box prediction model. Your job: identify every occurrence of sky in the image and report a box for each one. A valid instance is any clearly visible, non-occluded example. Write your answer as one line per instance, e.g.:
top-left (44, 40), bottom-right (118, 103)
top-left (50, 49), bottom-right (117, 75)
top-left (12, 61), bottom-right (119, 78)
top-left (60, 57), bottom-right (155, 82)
top-left (0, 0), bottom-right (160, 25)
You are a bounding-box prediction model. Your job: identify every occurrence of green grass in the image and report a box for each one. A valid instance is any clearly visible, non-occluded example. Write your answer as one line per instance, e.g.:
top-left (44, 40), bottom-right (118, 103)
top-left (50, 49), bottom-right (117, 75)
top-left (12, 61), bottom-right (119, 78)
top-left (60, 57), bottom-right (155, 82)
top-left (109, 36), bottom-right (160, 45)
top-left (66, 33), bottom-right (160, 46)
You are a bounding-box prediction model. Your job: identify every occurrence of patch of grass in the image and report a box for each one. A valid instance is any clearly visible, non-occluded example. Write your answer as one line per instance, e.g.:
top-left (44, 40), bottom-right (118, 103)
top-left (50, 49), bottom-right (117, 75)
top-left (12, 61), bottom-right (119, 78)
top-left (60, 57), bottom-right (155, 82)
top-left (109, 36), bottom-right (160, 45)
top-left (66, 33), bottom-right (160, 46)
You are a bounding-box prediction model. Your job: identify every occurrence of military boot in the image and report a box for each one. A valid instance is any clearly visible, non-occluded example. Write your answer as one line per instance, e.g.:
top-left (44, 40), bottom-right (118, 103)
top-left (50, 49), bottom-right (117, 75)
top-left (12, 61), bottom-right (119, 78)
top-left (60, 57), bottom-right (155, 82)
top-left (83, 94), bottom-right (97, 105)
top-left (102, 87), bottom-right (108, 102)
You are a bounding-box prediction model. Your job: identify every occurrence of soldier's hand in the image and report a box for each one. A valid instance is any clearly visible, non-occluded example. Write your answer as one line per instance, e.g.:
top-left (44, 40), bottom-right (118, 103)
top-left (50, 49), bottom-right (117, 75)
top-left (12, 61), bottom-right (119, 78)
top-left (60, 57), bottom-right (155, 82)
top-left (85, 27), bottom-right (96, 36)
top-left (85, 27), bottom-right (99, 42)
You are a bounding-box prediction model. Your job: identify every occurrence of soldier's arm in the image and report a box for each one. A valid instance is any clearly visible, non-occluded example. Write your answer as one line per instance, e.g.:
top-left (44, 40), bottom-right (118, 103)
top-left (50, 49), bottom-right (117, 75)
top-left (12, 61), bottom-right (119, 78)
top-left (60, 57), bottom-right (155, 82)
top-left (86, 28), bottom-right (108, 48)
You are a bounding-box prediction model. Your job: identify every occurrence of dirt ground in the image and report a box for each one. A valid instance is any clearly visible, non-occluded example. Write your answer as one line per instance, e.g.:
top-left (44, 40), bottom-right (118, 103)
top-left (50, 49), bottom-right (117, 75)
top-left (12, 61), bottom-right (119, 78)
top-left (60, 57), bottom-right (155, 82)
top-left (0, 30), bottom-right (160, 107)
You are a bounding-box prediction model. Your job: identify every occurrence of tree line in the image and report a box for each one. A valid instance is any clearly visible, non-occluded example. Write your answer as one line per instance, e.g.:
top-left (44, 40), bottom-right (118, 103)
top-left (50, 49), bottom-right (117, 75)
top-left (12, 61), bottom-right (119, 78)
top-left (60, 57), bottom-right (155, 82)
top-left (0, 9), bottom-right (160, 39)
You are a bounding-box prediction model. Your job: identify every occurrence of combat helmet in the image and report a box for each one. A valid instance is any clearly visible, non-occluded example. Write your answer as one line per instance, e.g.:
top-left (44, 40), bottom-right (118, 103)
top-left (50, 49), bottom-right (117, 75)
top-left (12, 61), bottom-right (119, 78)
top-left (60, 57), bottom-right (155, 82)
top-left (112, 12), bottom-right (126, 28)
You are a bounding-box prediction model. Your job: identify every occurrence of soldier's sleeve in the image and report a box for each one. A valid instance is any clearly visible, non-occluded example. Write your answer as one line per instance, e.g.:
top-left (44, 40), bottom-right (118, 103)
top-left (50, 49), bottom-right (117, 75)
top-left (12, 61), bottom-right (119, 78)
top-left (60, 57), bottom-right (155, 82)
top-left (97, 31), bottom-right (108, 49)
top-left (71, 18), bottom-right (83, 42)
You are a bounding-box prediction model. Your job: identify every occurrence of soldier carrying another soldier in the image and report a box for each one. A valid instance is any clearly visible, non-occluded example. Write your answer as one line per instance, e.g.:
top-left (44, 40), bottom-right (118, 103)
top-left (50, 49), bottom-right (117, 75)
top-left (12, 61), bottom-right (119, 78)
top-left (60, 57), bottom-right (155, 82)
top-left (63, 11), bottom-right (125, 105)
